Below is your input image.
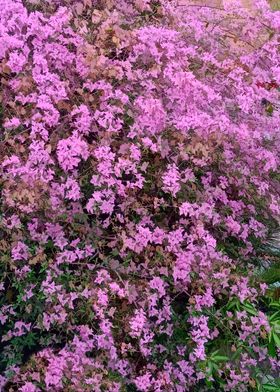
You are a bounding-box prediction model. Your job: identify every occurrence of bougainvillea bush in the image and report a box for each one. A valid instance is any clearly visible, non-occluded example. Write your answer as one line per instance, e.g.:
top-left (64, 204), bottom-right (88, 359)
top-left (0, 0), bottom-right (280, 390)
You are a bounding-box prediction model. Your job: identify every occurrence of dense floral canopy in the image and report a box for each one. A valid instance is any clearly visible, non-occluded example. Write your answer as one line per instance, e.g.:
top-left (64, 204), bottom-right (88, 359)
top-left (0, 0), bottom-right (280, 391)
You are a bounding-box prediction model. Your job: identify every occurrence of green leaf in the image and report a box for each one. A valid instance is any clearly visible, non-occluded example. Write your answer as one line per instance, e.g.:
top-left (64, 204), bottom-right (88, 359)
top-left (270, 302), bottom-right (280, 311)
top-left (262, 384), bottom-right (280, 392)
top-left (205, 379), bottom-right (214, 389)
top-left (269, 310), bottom-right (280, 323)
top-left (207, 361), bottom-right (214, 375)
top-left (268, 340), bottom-right (277, 357)
top-left (210, 349), bottom-right (219, 357)
top-left (261, 267), bottom-right (280, 285)
top-left (111, 249), bottom-right (119, 256)
top-left (226, 298), bottom-right (240, 311)
top-left (212, 355), bottom-right (229, 362)
top-left (231, 351), bottom-right (240, 361)
top-left (242, 302), bottom-right (258, 316)
top-left (273, 332), bottom-right (280, 348)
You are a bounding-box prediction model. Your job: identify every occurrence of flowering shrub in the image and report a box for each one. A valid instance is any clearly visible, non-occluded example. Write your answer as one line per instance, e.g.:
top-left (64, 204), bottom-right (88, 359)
top-left (0, 0), bottom-right (280, 390)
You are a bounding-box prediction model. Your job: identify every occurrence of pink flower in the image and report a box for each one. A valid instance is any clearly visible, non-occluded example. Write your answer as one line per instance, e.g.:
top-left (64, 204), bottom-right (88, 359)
top-left (12, 242), bottom-right (29, 261)
top-left (162, 164), bottom-right (181, 196)
top-left (129, 309), bottom-right (147, 338)
top-left (19, 382), bottom-right (38, 392)
top-left (149, 277), bottom-right (166, 298)
top-left (134, 373), bottom-right (153, 391)
top-left (13, 321), bottom-right (31, 337)
top-left (134, 96), bottom-right (166, 135)
top-left (57, 135), bottom-right (89, 171)
top-left (4, 117), bottom-right (20, 129)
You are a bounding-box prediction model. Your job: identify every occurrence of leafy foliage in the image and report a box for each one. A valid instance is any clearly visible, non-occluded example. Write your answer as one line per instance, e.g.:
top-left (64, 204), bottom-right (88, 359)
top-left (0, 0), bottom-right (280, 391)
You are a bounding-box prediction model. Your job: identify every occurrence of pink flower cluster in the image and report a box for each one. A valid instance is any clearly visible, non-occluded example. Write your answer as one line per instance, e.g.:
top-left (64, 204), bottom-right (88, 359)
top-left (0, 0), bottom-right (280, 391)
